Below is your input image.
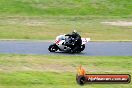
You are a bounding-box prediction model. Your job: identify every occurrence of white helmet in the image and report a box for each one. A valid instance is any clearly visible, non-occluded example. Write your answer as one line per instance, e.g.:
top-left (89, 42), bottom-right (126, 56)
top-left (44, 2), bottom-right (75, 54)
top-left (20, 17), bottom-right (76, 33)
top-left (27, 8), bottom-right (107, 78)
top-left (74, 30), bottom-right (77, 32)
top-left (72, 30), bottom-right (77, 33)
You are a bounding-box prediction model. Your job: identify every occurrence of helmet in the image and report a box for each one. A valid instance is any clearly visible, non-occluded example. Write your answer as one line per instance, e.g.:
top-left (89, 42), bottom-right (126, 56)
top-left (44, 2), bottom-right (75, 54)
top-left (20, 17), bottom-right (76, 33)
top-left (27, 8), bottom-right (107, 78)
top-left (72, 30), bottom-right (77, 34)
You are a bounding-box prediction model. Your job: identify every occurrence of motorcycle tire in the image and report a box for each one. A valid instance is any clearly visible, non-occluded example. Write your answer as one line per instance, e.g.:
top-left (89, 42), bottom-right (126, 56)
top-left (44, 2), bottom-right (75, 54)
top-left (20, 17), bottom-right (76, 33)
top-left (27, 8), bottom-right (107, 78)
top-left (48, 44), bottom-right (58, 52)
top-left (80, 44), bottom-right (85, 51)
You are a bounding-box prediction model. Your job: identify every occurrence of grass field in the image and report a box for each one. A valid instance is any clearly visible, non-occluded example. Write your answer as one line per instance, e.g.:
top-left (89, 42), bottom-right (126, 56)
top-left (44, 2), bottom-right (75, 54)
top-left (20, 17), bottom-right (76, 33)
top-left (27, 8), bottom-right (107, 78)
top-left (0, 17), bottom-right (132, 40)
top-left (0, 55), bottom-right (131, 88)
top-left (0, 0), bottom-right (132, 40)
top-left (0, 0), bottom-right (131, 17)
top-left (0, 0), bottom-right (132, 87)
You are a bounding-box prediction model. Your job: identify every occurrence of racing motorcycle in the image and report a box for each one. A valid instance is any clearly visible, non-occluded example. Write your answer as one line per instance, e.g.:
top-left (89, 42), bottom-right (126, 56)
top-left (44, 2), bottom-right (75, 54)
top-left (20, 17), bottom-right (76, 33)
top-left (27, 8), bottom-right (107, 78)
top-left (48, 34), bottom-right (90, 53)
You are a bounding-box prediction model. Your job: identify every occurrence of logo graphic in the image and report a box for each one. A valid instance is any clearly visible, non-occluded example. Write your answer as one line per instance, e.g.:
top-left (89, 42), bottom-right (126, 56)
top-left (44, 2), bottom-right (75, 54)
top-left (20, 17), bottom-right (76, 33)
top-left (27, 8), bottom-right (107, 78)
top-left (76, 65), bottom-right (131, 85)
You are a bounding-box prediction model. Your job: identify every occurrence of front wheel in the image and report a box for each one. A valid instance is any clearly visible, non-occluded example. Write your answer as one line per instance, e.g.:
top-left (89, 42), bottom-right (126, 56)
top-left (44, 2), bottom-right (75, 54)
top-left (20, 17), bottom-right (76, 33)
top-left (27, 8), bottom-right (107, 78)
top-left (48, 44), bottom-right (58, 52)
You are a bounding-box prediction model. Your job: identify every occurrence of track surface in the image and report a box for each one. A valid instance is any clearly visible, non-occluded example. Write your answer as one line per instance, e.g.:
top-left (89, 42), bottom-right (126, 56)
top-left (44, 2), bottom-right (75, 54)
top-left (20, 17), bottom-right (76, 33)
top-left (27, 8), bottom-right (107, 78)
top-left (0, 41), bottom-right (132, 56)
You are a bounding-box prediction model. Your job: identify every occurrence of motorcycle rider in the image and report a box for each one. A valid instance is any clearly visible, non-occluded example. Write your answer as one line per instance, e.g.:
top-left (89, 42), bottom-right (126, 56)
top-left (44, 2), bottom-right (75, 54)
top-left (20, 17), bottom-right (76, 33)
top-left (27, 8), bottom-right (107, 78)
top-left (65, 30), bottom-right (82, 53)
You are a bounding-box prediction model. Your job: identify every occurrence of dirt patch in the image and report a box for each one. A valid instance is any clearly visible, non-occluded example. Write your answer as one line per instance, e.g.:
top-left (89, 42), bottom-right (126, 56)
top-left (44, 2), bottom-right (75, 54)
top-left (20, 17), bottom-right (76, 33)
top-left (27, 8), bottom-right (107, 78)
top-left (41, 64), bottom-right (75, 72)
top-left (0, 63), bottom-right (75, 72)
top-left (0, 17), bottom-right (52, 26)
top-left (101, 21), bottom-right (132, 26)
top-left (6, 19), bottom-right (47, 26)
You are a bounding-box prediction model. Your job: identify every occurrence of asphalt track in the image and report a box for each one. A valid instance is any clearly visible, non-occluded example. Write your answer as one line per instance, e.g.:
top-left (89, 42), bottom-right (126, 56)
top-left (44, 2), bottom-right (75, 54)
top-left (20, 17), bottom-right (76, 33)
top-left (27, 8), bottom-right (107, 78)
top-left (0, 41), bottom-right (132, 56)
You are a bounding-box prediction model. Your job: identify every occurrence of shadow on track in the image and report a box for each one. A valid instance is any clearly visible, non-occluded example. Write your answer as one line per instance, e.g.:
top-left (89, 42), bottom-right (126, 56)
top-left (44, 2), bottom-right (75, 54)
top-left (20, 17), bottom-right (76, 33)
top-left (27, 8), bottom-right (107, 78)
top-left (49, 51), bottom-right (86, 56)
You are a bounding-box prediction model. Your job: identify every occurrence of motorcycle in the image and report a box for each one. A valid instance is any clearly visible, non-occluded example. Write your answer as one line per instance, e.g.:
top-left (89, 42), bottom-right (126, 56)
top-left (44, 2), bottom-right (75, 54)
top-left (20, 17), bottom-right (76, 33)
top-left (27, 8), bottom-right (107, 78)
top-left (48, 34), bottom-right (90, 53)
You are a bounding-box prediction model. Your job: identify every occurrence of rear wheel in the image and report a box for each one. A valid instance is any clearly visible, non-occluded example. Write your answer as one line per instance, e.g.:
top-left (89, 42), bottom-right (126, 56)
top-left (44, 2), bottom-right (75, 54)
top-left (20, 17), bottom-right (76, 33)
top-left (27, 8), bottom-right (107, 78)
top-left (48, 44), bottom-right (58, 52)
top-left (80, 45), bottom-right (85, 51)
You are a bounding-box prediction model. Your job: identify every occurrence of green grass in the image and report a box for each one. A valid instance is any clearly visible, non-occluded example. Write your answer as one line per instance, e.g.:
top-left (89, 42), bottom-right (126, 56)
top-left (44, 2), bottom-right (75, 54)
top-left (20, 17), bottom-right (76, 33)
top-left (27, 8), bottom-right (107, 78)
top-left (0, 17), bottom-right (132, 40)
top-left (0, 0), bottom-right (131, 40)
top-left (0, 55), bottom-right (131, 88)
top-left (0, 0), bottom-right (131, 17)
